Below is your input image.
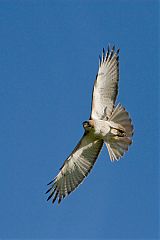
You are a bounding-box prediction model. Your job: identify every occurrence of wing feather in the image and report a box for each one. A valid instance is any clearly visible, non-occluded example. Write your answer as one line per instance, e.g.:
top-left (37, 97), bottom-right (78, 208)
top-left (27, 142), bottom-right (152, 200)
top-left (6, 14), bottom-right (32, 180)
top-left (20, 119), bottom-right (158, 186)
top-left (46, 132), bottom-right (103, 204)
top-left (91, 46), bottom-right (120, 120)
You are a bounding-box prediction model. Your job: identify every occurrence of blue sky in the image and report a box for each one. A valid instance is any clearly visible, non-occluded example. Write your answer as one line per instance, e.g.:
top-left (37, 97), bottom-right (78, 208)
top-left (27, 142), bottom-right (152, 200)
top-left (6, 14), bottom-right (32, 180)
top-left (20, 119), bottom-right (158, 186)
top-left (0, 1), bottom-right (159, 239)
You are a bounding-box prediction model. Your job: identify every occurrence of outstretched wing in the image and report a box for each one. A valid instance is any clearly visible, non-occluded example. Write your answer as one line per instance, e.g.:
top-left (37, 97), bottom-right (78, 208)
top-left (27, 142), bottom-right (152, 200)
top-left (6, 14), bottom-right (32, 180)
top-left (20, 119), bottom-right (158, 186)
top-left (46, 132), bottom-right (103, 204)
top-left (91, 46), bottom-right (120, 120)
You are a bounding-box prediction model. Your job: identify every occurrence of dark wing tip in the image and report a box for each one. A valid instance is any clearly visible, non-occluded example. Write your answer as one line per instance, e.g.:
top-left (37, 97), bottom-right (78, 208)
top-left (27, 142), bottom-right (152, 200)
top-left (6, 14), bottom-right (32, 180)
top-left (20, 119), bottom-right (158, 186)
top-left (45, 186), bottom-right (52, 194)
top-left (47, 193), bottom-right (54, 201)
top-left (117, 48), bottom-right (120, 54)
top-left (102, 48), bottom-right (105, 62)
top-left (102, 45), bottom-right (120, 62)
top-left (52, 191), bottom-right (59, 204)
top-left (58, 195), bottom-right (62, 204)
top-left (99, 55), bottom-right (102, 66)
top-left (46, 177), bottom-right (59, 203)
top-left (47, 179), bottom-right (54, 186)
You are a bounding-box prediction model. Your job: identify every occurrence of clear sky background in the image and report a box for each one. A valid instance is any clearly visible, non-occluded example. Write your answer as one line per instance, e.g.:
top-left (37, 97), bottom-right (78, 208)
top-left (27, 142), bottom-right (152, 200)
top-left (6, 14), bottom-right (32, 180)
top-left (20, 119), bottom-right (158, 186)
top-left (0, 1), bottom-right (159, 239)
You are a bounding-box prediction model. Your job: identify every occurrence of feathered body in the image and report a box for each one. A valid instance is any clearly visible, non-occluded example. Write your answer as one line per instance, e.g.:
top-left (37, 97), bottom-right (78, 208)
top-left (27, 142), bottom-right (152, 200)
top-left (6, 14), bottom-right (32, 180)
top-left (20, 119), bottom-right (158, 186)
top-left (46, 46), bottom-right (134, 204)
top-left (87, 103), bottom-right (133, 161)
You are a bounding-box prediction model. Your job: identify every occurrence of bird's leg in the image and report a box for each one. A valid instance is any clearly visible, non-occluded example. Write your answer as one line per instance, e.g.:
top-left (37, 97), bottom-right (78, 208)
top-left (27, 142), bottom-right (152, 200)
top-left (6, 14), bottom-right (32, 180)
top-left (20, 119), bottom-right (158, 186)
top-left (111, 128), bottom-right (126, 137)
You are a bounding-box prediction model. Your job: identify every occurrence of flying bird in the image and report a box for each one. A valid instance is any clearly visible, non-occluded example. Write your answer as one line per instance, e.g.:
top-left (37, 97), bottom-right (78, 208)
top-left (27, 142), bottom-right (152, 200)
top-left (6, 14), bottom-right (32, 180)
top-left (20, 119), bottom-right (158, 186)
top-left (46, 46), bottom-right (134, 204)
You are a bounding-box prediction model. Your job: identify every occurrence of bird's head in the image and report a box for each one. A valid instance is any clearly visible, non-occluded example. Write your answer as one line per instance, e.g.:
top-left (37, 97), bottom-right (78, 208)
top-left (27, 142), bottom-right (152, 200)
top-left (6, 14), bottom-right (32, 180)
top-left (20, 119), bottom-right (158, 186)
top-left (83, 120), bottom-right (94, 131)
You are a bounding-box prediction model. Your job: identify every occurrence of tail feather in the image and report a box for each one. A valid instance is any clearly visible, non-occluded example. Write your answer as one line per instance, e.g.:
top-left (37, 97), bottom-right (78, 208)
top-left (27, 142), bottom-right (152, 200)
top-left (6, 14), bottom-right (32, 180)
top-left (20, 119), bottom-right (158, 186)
top-left (106, 103), bottom-right (133, 161)
top-left (109, 103), bottom-right (133, 137)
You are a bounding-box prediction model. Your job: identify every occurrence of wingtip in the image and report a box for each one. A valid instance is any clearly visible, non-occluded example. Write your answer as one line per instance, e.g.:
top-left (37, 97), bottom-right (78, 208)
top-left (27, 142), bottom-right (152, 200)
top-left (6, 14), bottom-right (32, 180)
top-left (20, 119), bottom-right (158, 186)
top-left (99, 55), bottom-right (101, 66)
top-left (47, 194), bottom-right (53, 201)
top-left (47, 179), bottom-right (54, 186)
top-left (102, 44), bottom-right (120, 62)
top-left (58, 196), bottom-right (62, 204)
top-left (47, 176), bottom-right (57, 186)
top-left (102, 48), bottom-right (105, 61)
top-left (45, 187), bottom-right (52, 194)
top-left (52, 191), bottom-right (59, 204)
top-left (117, 48), bottom-right (120, 54)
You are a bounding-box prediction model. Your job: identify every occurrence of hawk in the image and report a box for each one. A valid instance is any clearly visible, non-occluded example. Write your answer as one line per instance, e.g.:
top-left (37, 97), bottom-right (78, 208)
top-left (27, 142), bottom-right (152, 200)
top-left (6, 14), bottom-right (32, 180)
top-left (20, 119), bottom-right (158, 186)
top-left (46, 46), bottom-right (134, 204)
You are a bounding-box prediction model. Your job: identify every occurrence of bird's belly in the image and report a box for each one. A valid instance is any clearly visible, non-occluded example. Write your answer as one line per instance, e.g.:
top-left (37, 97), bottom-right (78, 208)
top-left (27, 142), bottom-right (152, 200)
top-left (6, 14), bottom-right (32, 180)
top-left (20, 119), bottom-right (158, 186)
top-left (94, 120), bottom-right (110, 138)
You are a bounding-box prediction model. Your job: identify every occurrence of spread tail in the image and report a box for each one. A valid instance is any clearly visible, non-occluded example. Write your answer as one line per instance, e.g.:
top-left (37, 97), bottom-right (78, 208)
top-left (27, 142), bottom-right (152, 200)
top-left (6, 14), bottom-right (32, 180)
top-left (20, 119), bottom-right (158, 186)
top-left (106, 103), bottom-right (134, 161)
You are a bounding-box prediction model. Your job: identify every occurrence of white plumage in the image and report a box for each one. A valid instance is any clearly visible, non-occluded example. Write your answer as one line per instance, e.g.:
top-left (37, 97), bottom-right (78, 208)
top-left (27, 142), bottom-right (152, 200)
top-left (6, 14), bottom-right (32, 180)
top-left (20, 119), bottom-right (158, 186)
top-left (46, 46), bottom-right (133, 204)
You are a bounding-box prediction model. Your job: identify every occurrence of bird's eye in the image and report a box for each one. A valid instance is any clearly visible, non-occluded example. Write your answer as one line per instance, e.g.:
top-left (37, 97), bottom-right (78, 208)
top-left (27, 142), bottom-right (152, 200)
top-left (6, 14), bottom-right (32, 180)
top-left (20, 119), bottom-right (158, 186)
top-left (83, 121), bottom-right (90, 128)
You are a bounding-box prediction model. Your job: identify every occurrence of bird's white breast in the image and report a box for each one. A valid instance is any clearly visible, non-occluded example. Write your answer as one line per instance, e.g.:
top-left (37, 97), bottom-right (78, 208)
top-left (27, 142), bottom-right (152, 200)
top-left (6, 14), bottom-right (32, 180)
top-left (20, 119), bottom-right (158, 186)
top-left (93, 119), bottom-right (110, 137)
